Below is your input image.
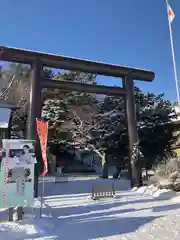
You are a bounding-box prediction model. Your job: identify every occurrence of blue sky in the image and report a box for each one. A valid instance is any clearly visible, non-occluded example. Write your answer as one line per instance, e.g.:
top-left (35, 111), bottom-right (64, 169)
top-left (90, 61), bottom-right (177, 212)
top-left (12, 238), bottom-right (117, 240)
top-left (0, 0), bottom-right (180, 101)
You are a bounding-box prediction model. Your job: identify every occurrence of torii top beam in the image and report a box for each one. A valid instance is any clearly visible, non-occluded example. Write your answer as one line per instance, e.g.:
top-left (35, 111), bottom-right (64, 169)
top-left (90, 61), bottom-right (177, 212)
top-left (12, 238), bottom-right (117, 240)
top-left (0, 46), bottom-right (155, 81)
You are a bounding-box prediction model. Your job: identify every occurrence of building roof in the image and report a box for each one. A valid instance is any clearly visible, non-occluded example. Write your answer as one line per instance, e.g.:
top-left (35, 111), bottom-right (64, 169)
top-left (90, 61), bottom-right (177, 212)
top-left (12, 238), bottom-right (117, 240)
top-left (0, 100), bottom-right (19, 110)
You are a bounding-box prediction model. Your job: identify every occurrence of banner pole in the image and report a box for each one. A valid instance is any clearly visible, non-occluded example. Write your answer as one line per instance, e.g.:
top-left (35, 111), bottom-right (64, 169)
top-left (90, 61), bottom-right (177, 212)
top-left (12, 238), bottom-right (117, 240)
top-left (40, 175), bottom-right (45, 218)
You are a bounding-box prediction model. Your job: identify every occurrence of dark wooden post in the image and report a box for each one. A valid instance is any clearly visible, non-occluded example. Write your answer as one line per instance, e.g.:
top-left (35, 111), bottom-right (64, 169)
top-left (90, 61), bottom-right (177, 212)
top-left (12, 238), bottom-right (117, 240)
top-left (123, 75), bottom-right (139, 187)
top-left (8, 207), bottom-right (14, 221)
top-left (122, 78), bottom-right (132, 183)
top-left (27, 61), bottom-right (43, 197)
top-left (27, 61), bottom-right (42, 139)
top-left (17, 206), bottom-right (23, 220)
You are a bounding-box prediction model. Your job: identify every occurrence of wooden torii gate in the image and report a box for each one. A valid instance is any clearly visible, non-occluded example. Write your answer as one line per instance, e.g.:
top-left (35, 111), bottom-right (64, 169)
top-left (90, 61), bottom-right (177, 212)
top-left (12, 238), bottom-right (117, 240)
top-left (0, 46), bottom-right (155, 187)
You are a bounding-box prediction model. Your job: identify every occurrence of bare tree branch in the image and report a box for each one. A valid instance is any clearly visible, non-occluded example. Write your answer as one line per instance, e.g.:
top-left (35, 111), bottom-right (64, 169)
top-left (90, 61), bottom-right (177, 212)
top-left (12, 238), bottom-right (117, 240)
top-left (0, 75), bottom-right (16, 99)
top-left (71, 109), bottom-right (104, 159)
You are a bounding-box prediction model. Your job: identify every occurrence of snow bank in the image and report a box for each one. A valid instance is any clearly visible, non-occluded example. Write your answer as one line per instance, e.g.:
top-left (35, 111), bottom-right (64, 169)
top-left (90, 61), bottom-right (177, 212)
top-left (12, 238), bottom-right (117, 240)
top-left (136, 185), bottom-right (157, 195)
top-left (0, 218), bottom-right (57, 240)
top-left (132, 187), bottom-right (138, 192)
top-left (172, 194), bottom-right (180, 203)
top-left (153, 189), bottom-right (177, 200)
top-left (134, 184), bottom-right (177, 200)
top-left (144, 185), bottom-right (158, 195)
top-left (136, 186), bottom-right (148, 194)
top-left (2, 176), bottom-right (180, 239)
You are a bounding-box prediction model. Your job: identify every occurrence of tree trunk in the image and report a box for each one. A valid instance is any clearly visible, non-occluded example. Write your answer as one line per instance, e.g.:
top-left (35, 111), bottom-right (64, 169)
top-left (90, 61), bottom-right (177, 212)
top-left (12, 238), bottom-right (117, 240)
top-left (131, 161), bottom-right (139, 187)
top-left (101, 153), bottom-right (108, 178)
top-left (139, 169), bottom-right (143, 187)
top-left (145, 167), bottom-right (148, 180)
top-left (50, 154), bottom-right (56, 175)
top-left (126, 155), bottom-right (133, 182)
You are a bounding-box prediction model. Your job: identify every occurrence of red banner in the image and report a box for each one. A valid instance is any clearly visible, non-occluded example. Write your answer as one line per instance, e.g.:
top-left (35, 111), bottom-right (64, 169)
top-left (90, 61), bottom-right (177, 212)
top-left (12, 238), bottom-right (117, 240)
top-left (36, 119), bottom-right (48, 177)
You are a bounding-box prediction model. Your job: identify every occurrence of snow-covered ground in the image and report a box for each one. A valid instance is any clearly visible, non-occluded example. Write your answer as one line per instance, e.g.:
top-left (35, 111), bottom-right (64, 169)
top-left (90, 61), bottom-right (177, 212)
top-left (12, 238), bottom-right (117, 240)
top-left (1, 175), bottom-right (180, 239)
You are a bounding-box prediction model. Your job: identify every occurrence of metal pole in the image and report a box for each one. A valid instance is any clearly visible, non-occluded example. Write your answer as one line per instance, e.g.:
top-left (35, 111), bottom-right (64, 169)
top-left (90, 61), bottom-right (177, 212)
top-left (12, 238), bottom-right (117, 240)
top-left (165, 0), bottom-right (180, 103)
top-left (40, 176), bottom-right (45, 218)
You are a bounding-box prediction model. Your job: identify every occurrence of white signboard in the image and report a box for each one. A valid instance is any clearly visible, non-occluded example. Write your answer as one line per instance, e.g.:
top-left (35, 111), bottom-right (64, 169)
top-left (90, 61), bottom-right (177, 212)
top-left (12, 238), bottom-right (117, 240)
top-left (0, 139), bottom-right (36, 208)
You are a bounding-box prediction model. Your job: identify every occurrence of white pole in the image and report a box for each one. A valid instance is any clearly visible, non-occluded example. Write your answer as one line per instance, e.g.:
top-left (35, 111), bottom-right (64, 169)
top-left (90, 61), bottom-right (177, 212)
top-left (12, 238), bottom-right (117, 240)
top-left (166, 0), bottom-right (180, 103)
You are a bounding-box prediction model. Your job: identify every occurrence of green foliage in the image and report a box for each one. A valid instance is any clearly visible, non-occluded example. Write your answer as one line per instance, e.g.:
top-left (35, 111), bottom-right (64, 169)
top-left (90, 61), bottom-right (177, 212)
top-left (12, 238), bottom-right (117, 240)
top-left (137, 92), bottom-right (178, 168)
top-left (94, 87), bottom-right (178, 168)
top-left (41, 71), bottom-right (98, 143)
